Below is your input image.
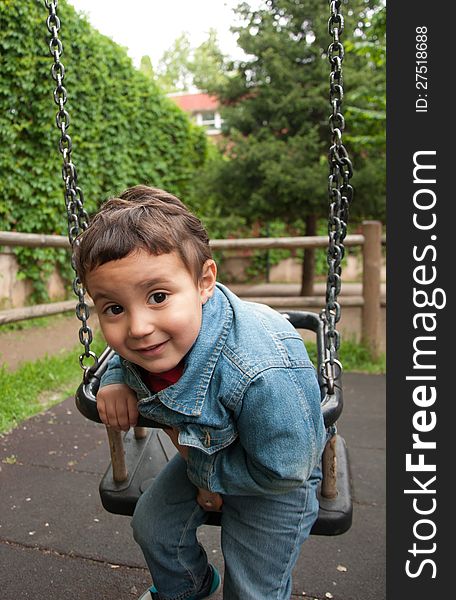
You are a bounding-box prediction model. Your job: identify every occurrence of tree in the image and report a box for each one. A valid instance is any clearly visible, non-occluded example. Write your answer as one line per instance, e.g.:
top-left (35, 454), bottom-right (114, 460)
top-left (201, 0), bottom-right (385, 294)
top-left (190, 29), bottom-right (231, 91)
top-left (140, 30), bottom-right (230, 94)
top-left (139, 55), bottom-right (155, 80)
top-left (153, 32), bottom-right (193, 93)
top-left (344, 4), bottom-right (386, 222)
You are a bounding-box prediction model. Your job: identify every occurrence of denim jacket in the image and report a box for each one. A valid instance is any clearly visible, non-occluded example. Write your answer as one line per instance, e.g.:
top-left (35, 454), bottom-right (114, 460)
top-left (100, 283), bottom-right (326, 496)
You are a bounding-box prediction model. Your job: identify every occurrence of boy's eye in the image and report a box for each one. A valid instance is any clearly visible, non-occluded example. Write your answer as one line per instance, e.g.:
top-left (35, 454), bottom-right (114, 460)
top-left (105, 304), bottom-right (123, 315)
top-left (148, 292), bottom-right (167, 305)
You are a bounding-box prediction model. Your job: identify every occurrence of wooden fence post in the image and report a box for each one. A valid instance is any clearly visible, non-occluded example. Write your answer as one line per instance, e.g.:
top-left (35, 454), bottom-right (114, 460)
top-left (361, 221), bottom-right (382, 359)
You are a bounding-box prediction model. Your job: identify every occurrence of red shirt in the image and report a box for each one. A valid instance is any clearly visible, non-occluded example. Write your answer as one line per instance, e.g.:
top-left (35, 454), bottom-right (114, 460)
top-left (142, 362), bottom-right (184, 393)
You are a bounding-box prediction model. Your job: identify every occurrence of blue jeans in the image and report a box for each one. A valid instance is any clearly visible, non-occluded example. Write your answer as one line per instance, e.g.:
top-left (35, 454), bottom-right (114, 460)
top-left (131, 455), bottom-right (321, 600)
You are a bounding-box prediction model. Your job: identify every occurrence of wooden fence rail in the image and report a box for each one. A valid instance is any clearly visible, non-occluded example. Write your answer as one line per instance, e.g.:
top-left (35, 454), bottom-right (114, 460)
top-left (0, 231), bottom-right (367, 250)
top-left (1, 221), bottom-right (384, 356)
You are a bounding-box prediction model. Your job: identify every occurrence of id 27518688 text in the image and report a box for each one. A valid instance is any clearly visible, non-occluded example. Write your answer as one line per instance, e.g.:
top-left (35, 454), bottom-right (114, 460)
top-left (415, 26), bottom-right (428, 113)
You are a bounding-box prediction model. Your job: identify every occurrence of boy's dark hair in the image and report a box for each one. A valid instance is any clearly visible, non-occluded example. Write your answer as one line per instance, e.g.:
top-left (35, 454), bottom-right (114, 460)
top-left (74, 185), bottom-right (212, 287)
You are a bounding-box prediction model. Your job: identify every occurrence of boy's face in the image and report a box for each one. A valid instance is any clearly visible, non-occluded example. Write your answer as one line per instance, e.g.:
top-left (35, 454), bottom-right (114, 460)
top-left (86, 250), bottom-right (216, 374)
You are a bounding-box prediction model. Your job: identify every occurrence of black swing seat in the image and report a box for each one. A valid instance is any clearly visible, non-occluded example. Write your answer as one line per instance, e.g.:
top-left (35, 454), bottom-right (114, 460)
top-left (76, 311), bottom-right (353, 536)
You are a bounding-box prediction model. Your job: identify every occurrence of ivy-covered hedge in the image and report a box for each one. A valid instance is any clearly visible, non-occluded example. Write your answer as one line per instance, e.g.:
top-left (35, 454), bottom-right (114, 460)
top-left (0, 0), bottom-right (207, 300)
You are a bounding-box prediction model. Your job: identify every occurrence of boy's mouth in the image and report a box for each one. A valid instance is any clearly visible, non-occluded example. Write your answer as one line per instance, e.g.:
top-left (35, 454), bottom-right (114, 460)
top-left (134, 340), bottom-right (169, 356)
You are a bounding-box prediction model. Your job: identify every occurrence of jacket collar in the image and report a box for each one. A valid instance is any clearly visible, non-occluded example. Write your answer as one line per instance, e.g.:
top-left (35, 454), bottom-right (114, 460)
top-left (133, 283), bottom-right (233, 416)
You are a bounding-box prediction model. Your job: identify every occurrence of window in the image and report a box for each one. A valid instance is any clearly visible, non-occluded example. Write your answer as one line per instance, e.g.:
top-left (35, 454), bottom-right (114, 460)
top-left (195, 111), bottom-right (223, 135)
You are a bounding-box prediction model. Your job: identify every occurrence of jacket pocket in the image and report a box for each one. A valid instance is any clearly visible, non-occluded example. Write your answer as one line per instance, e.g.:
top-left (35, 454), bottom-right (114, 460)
top-left (178, 422), bottom-right (238, 455)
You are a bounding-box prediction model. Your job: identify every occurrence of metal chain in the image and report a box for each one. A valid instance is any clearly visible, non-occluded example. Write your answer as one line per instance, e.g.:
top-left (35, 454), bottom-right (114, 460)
top-left (45, 0), bottom-right (98, 376)
top-left (321, 0), bottom-right (354, 393)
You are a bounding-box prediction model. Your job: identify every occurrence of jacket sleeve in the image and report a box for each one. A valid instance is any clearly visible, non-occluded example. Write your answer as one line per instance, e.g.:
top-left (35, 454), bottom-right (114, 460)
top-left (99, 353), bottom-right (126, 388)
top-left (186, 365), bottom-right (326, 495)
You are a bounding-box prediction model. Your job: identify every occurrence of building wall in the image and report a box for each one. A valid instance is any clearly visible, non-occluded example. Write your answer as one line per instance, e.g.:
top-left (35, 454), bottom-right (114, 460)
top-left (0, 249), bottom-right (66, 308)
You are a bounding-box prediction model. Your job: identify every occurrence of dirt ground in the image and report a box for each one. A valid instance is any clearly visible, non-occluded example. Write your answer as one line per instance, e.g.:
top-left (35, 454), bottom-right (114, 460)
top-left (0, 314), bottom-right (100, 371)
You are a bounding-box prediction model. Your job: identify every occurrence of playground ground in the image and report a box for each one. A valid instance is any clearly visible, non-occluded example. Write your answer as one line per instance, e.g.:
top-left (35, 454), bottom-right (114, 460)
top-left (0, 373), bottom-right (385, 600)
top-left (0, 282), bottom-right (385, 599)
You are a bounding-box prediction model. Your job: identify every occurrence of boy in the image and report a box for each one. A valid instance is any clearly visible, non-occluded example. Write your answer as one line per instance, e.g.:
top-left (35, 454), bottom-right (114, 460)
top-left (75, 185), bottom-right (326, 600)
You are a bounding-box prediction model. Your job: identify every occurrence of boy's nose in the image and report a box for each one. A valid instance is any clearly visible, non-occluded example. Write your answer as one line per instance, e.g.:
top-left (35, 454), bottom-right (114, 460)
top-left (127, 311), bottom-right (155, 339)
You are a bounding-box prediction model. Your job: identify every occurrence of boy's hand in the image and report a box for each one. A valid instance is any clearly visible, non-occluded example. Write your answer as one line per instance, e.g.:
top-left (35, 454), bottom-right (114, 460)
top-left (163, 426), bottom-right (189, 460)
top-left (163, 428), bottom-right (223, 512)
top-left (196, 488), bottom-right (223, 512)
top-left (96, 384), bottom-right (138, 432)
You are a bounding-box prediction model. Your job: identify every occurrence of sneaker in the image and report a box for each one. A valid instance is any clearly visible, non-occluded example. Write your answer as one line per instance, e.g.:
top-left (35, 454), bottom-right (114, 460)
top-left (138, 564), bottom-right (221, 600)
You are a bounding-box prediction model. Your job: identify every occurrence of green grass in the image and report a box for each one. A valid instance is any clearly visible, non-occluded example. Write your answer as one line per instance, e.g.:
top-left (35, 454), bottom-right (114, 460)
top-left (306, 338), bottom-right (385, 374)
top-left (0, 312), bottom-right (71, 333)
top-left (0, 334), bottom-right (105, 435)
top-left (0, 336), bottom-right (384, 436)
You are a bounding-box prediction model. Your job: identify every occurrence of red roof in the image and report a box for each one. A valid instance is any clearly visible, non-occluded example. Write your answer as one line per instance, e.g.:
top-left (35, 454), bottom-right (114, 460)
top-left (168, 92), bottom-right (219, 112)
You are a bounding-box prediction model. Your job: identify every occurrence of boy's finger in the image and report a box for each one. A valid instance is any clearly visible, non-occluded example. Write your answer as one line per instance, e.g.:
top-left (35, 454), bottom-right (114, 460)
top-left (115, 397), bottom-right (130, 431)
top-left (197, 495), bottom-right (223, 512)
top-left (96, 396), bottom-right (108, 425)
top-left (127, 396), bottom-right (139, 427)
top-left (104, 399), bottom-right (121, 431)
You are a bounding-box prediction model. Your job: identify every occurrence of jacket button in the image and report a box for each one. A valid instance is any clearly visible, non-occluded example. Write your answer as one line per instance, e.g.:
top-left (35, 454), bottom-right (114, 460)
top-left (204, 431), bottom-right (211, 447)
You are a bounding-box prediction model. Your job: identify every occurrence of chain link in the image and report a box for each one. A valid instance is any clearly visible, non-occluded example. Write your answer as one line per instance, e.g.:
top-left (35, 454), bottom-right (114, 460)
top-left (321, 0), bottom-right (354, 393)
top-left (45, 0), bottom-right (97, 376)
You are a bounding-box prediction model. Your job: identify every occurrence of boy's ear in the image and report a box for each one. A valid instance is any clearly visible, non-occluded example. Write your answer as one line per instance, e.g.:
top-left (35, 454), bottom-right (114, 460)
top-left (199, 259), bottom-right (217, 304)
